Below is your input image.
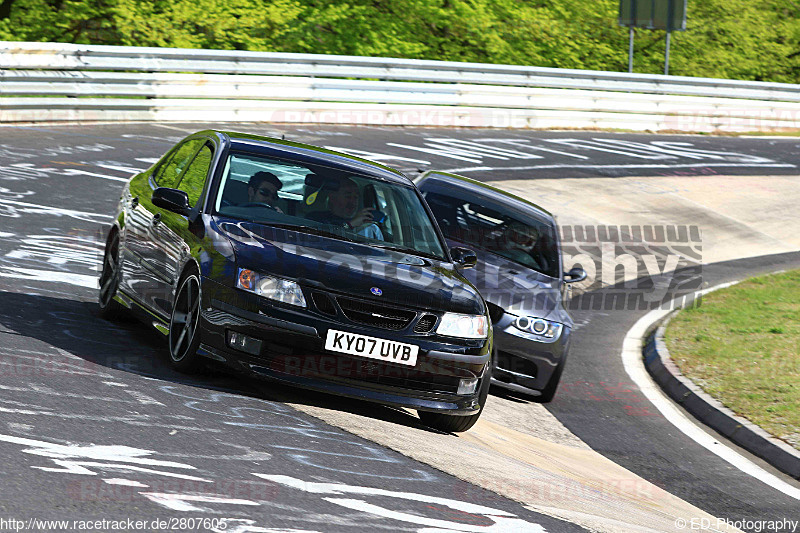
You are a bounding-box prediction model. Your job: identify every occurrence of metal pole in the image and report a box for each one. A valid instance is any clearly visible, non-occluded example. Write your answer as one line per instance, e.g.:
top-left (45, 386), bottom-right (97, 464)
top-left (665, 0), bottom-right (673, 75)
top-left (628, 27), bottom-right (635, 73)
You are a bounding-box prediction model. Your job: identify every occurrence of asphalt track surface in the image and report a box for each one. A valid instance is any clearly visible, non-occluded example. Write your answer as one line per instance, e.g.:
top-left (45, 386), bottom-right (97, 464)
top-left (0, 122), bottom-right (798, 532)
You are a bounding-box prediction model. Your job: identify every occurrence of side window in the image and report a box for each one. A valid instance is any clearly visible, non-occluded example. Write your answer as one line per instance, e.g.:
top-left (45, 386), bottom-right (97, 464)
top-left (153, 139), bottom-right (204, 188)
top-left (176, 143), bottom-right (213, 206)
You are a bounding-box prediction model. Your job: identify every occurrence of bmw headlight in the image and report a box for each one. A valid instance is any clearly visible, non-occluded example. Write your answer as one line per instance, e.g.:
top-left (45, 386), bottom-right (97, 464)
top-left (436, 312), bottom-right (488, 339)
top-left (236, 268), bottom-right (307, 308)
top-left (513, 316), bottom-right (562, 339)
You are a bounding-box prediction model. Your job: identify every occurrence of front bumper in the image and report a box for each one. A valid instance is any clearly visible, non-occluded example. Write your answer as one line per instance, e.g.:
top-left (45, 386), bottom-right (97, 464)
top-left (198, 278), bottom-right (491, 416)
top-left (490, 313), bottom-right (571, 394)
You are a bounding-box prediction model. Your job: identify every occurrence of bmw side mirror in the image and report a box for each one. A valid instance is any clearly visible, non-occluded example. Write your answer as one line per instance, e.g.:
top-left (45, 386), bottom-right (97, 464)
top-left (152, 187), bottom-right (191, 216)
top-left (450, 247), bottom-right (477, 269)
top-left (564, 267), bottom-right (587, 283)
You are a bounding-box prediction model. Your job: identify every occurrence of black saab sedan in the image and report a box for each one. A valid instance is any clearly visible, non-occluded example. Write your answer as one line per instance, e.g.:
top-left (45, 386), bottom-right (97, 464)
top-left (415, 171), bottom-right (585, 402)
top-left (98, 131), bottom-right (492, 432)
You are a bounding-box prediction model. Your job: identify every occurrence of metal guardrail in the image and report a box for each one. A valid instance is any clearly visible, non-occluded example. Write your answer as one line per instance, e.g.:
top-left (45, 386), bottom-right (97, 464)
top-left (2, 41), bottom-right (800, 131)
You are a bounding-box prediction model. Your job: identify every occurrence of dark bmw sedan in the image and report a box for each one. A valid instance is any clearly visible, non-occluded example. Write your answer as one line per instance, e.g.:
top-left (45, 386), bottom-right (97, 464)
top-left (98, 131), bottom-right (492, 432)
top-left (415, 171), bottom-right (585, 402)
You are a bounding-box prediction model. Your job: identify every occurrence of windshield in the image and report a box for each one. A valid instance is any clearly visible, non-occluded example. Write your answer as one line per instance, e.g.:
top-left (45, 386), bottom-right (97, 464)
top-left (422, 189), bottom-right (560, 278)
top-left (215, 151), bottom-right (447, 260)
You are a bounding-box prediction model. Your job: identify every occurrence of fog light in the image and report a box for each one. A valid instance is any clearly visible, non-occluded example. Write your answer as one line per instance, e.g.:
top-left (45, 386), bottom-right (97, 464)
top-left (227, 331), bottom-right (262, 356)
top-left (457, 377), bottom-right (479, 395)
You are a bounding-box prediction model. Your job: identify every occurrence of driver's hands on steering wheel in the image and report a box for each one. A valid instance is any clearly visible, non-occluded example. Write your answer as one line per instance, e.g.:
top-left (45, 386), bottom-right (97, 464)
top-left (240, 202), bottom-right (283, 214)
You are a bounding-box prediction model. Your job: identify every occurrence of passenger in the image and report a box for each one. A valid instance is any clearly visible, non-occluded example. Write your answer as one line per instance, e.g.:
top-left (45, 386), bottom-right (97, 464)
top-left (307, 177), bottom-right (384, 240)
top-left (247, 171), bottom-right (283, 213)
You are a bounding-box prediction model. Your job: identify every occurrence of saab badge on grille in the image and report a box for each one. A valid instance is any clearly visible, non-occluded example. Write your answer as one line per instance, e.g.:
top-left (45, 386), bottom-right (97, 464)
top-left (370, 287), bottom-right (383, 296)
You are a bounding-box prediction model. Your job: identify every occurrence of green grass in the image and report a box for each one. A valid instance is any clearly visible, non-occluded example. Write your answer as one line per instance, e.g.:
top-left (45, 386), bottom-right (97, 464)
top-left (665, 269), bottom-right (800, 451)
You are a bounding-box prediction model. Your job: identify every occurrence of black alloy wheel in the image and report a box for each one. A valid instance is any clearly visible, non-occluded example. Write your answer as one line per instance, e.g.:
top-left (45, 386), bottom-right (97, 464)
top-left (168, 272), bottom-right (202, 372)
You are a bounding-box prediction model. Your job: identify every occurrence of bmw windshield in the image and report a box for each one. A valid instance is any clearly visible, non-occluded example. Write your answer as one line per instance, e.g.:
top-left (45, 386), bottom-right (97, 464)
top-left (214, 151), bottom-right (447, 261)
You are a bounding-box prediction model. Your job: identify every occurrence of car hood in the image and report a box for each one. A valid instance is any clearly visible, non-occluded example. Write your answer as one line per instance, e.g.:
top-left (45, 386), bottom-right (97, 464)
top-left (455, 245), bottom-right (572, 326)
top-left (216, 218), bottom-right (485, 315)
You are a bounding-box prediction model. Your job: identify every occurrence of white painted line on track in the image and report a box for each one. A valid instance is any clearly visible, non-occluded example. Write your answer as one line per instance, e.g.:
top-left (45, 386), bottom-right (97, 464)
top-left (443, 162), bottom-right (798, 173)
top-left (103, 479), bottom-right (149, 487)
top-left (150, 124), bottom-right (203, 134)
top-left (94, 163), bottom-right (144, 174)
top-left (621, 282), bottom-right (800, 501)
top-left (0, 197), bottom-right (111, 221)
top-left (63, 169), bottom-right (129, 182)
top-left (0, 267), bottom-right (98, 288)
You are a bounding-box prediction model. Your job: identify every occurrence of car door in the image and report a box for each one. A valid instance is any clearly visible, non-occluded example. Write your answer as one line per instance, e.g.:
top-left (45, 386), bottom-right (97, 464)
top-left (148, 139), bottom-right (216, 318)
top-left (125, 138), bottom-right (206, 317)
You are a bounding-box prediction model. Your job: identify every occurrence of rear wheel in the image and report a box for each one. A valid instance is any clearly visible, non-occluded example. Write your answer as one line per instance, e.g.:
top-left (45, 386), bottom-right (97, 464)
top-left (98, 230), bottom-right (123, 319)
top-left (418, 363), bottom-right (492, 433)
top-left (168, 270), bottom-right (203, 373)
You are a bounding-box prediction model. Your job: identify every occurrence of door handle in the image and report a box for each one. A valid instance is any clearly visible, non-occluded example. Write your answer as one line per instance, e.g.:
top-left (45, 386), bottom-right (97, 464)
top-left (151, 213), bottom-right (162, 225)
top-left (130, 196), bottom-right (139, 208)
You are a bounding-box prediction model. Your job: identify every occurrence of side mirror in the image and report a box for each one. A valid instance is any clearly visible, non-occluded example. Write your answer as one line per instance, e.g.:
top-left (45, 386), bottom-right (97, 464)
top-left (152, 188), bottom-right (191, 216)
top-left (564, 267), bottom-right (587, 284)
top-left (450, 247), bottom-right (477, 269)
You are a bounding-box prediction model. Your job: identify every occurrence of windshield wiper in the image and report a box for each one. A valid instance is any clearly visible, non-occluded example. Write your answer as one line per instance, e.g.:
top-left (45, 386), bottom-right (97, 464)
top-left (369, 243), bottom-right (442, 261)
top-left (258, 222), bottom-right (361, 244)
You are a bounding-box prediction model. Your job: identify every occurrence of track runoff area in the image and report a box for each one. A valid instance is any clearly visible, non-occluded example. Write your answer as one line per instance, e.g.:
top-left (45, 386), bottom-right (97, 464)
top-left (0, 122), bottom-right (798, 533)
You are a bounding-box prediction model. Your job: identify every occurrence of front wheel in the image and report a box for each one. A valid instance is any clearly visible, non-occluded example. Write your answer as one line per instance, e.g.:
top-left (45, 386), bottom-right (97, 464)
top-left (533, 359), bottom-right (565, 403)
top-left (418, 363), bottom-right (492, 433)
top-left (168, 271), bottom-right (203, 373)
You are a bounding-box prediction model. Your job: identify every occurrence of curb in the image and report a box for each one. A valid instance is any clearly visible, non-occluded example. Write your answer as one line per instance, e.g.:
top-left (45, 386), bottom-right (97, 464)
top-left (643, 314), bottom-right (800, 480)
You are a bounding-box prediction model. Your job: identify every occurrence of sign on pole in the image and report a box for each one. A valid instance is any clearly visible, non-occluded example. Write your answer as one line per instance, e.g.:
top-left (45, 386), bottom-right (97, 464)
top-left (619, 0), bottom-right (686, 30)
top-left (619, 0), bottom-right (687, 74)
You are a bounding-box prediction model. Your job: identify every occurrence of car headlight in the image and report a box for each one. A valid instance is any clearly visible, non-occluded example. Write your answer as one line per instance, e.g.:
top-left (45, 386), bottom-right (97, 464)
top-left (436, 312), bottom-right (488, 339)
top-left (236, 268), bottom-right (306, 308)
top-left (513, 316), bottom-right (562, 339)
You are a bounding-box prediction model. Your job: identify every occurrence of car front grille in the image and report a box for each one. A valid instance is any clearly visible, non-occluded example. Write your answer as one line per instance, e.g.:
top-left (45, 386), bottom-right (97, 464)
top-left (335, 296), bottom-right (416, 330)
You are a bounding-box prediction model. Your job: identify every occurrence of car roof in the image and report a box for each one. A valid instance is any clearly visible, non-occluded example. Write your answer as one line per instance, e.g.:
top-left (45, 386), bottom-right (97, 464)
top-left (416, 171), bottom-right (555, 220)
top-left (210, 130), bottom-right (413, 185)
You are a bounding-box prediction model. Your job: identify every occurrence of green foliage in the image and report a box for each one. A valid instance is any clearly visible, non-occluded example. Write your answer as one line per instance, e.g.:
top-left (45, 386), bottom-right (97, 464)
top-left (1, 0), bottom-right (799, 82)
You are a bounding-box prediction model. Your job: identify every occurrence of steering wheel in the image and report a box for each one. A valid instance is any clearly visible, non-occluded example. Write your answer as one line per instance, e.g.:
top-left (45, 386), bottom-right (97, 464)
top-left (239, 202), bottom-right (278, 211)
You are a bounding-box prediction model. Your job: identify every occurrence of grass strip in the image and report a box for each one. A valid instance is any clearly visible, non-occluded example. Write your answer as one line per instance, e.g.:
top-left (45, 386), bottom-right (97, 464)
top-left (665, 269), bottom-right (800, 451)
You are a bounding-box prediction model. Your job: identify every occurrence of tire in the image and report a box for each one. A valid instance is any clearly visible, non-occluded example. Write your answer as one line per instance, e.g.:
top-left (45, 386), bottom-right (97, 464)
top-left (533, 358), bottom-right (565, 403)
top-left (168, 269), bottom-right (203, 373)
top-left (98, 230), bottom-right (123, 319)
top-left (418, 362), bottom-right (492, 433)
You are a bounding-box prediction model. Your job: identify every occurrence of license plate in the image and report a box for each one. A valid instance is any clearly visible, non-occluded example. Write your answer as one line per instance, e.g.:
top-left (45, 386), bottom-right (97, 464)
top-left (324, 329), bottom-right (418, 367)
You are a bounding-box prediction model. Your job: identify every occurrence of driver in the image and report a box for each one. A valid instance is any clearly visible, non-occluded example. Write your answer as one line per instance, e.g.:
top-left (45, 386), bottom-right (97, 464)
top-left (498, 221), bottom-right (539, 266)
top-left (247, 171), bottom-right (283, 213)
top-left (307, 176), bottom-right (383, 240)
